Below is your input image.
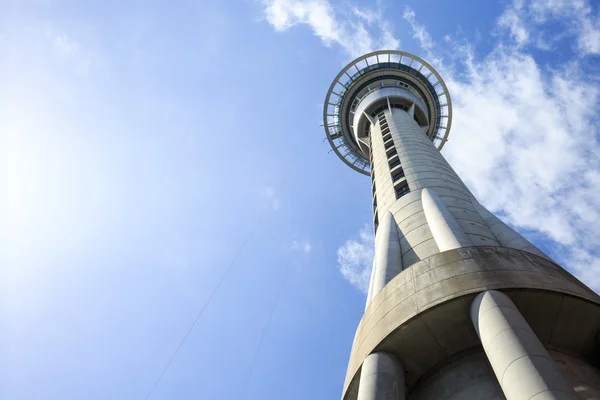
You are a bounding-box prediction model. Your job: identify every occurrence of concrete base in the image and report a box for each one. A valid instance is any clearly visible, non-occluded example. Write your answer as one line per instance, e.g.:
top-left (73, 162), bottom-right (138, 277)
top-left (410, 352), bottom-right (504, 400)
top-left (550, 351), bottom-right (600, 399)
top-left (379, 350), bottom-right (600, 400)
top-left (343, 246), bottom-right (600, 400)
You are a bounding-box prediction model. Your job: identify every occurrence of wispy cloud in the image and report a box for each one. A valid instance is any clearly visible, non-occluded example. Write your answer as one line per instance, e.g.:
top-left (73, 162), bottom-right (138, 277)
top-left (497, 0), bottom-right (600, 54)
top-left (291, 240), bottom-right (312, 253)
top-left (336, 224), bottom-right (373, 293)
top-left (260, 186), bottom-right (281, 210)
top-left (52, 33), bottom-right (79, 55)
top-left (45, 31), bottom-right (92, 76)
top-left (262, 0), bottom-right (399, 57)
top-left (497, 0), bottom-right (530, 45)
top-left (402, 7), bottom-right (435, 52)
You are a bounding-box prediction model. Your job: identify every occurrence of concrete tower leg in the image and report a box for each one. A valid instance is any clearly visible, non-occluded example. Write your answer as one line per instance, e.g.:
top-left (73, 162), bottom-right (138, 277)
top-left (365, 258), bottom-right (377, 311)
top-left (357, 352), bottom-right (405, 400)
top-left (368, 211), bottom-right (402, 304)
top-left (471, 290), bottom-right (577, 400)
top-left (421, 188), bottom-right (472, 251)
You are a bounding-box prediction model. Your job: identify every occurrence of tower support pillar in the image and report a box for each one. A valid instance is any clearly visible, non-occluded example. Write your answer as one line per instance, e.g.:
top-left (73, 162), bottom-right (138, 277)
top-left (357, 352), bottom-right (405, 400)
top-left (367, 212), bottom-right (402, 305)
top-left (471, 290), bottom-right (577, 400)
top-left (421, 188), bottom-right (472, 251)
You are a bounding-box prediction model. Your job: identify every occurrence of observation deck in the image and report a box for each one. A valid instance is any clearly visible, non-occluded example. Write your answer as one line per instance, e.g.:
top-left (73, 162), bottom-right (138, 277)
top-left (322, 50), bottom-right (453, 175)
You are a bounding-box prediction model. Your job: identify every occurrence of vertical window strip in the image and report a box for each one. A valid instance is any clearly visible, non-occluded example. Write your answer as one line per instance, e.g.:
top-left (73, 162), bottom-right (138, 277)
top-left (379, 112), bottom-right (411, 200)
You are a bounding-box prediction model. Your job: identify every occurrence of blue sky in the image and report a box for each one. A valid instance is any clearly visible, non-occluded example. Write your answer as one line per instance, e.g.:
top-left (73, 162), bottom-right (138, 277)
top-left (2, 0), bottom-right (600, 399)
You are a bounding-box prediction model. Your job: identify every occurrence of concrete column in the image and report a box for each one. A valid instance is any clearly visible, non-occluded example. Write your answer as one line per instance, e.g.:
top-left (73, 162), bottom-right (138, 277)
top-left (407, 103), bottom-right (415, 119)
top-left (368, 211), bottom-right (402, 304)
top-left (421, 188), bottom-right (472, 251)
top-left (471, 290), bottom-right (577, 400)
top-left (357, 352), bottom-right (405, 400)
top-left (470, 198), bottom-right (550, 260)
top-left (365, 259), bottom-right (376, 311)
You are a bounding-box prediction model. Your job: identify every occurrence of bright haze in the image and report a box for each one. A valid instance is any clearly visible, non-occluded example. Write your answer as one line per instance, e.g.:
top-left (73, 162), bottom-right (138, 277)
top-left (3, 0), bottom-right (600, 399)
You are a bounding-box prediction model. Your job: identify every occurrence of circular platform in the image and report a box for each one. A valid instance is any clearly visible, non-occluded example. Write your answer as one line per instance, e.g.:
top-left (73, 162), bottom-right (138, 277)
top-left (341, 246), bottom-right (600, 399)
top-left (322, 50), bottom-right (453, 175)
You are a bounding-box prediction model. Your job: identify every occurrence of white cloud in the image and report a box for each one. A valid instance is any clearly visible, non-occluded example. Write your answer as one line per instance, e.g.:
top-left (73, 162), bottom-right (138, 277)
top-left (497, 0), bottom-right (530, 45)
top-left (352, 8), bottom-right (378, 24)
top-left (52, 33), bottom-right (79, 55)
top-left (262, 0), bottom-right (399, 57)
top-left (291, 240), bottom-right (312, 253)
top-left (497, 0), bottom-right (600, 55)
top-left (260, 186), bottom-right (281, 210)
top-left (402, 7), bottom-right (444, 66)
top-left (45, 31), bottom-right (91, 76)
top-left (337, 224), bottom-right (373, 293)
top-left (402, 7), bottom-right (435, 51)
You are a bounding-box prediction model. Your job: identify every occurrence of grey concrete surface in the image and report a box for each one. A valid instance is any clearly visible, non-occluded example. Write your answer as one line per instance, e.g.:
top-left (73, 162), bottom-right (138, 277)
top-left (410, 352), bottom-right (504, 400)
top-left (550, 351), bottom-right (600, 399)
top-left (343, 246), bottom-right (600, 399)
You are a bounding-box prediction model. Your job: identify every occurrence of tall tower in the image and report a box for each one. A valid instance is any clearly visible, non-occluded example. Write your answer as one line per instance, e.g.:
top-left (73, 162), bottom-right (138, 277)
top-left (323, 50), bottom-right (600, 400)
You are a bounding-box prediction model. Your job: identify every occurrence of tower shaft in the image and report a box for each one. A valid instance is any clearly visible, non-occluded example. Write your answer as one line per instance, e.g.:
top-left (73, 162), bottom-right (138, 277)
top-left (350, 105), bottom-right (599, 400)
top-left (323, 51), bottom-right (600, 400)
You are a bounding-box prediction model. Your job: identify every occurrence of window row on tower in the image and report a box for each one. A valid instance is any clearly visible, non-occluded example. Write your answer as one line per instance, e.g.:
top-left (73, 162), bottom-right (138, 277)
top-left (370, 144), bottom-right (379, 233)
top-left (372, 175), bottom-right (379, 233)
top-left (378, 112), bottom-right (410, 202)
top-left (370, 110), bottom-right (415, 235)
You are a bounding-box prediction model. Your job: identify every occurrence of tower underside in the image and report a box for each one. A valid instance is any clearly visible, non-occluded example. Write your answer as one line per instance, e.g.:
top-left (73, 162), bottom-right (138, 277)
top-left (323, 51), bottom-right (600, 400)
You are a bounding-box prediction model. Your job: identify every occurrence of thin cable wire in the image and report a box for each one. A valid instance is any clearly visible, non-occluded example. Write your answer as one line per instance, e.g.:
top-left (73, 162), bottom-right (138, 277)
top-left (144, 201), bottom-right (273, 400)
top-left (239, 260), bottom-right (292, 399)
